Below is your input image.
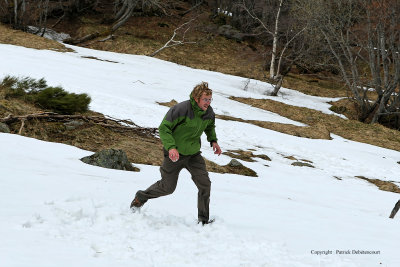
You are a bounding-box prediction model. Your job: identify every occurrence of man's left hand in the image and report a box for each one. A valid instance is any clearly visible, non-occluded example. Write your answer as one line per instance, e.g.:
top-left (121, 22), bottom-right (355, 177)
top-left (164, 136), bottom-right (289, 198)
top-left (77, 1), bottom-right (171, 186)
top-left (212, 142), bottom-right (222, 156)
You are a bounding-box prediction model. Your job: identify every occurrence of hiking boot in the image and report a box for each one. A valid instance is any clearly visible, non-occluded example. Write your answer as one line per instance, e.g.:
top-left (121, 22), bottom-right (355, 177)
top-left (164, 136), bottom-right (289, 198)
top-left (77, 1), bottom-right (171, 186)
top-left (198, 219), bottom-right (215, 226)
top-left (130, 197), bottom-right (143, 212)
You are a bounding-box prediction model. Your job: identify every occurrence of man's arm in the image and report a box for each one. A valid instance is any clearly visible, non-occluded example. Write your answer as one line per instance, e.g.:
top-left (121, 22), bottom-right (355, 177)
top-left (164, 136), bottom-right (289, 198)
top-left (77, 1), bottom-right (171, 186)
top-left (205, 118), bottom-right (221, 155)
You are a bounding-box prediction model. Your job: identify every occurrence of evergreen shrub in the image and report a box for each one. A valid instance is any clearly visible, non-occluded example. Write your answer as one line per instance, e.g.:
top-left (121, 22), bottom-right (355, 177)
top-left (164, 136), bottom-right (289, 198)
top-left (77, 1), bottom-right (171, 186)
top-left (0, 75), bottom-right (91, 114)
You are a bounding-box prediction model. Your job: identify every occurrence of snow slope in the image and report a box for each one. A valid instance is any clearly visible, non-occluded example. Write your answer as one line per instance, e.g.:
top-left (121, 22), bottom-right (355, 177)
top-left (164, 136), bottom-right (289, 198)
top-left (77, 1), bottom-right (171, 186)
top-left (1, 43), bottom-right (400, 267)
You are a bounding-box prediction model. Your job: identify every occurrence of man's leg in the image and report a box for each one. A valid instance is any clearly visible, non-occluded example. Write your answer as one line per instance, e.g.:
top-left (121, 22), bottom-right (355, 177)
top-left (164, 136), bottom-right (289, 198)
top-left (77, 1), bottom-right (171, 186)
top-left (186, 153), bottom-right (211, 222)
top-left (135, 153), bottom-right (184, 204)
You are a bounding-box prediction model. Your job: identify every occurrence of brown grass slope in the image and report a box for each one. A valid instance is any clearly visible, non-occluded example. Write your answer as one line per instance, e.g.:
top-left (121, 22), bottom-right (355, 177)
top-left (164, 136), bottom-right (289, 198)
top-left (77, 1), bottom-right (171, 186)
top-left (0, 24), bottom-right (72, 51)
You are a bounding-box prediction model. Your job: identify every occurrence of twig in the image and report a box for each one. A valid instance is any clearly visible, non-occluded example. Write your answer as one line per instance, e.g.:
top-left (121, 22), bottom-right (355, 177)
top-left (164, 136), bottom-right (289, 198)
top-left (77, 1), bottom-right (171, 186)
top-left (51, 13), bottom-right (65, 28)
top-left (149, 18), bottom-right (197, 57)
top-left (64, 32), bottom-right (100, 45)
top-left (133, 80), bottom-right (145, 84)
top-left (179, 1), bottom-right (203, 16)
top-left (18, 119), bottom-right (25, 134)
top-left (99, 35), bottom-right (114, 42)
top-left (0, 112), bottom-right (158, 137)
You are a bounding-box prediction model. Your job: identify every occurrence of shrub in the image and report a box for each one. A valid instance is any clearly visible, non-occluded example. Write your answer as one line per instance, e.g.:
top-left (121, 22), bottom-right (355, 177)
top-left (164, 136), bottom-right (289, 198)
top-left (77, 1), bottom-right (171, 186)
top-left (0, 75), bottom-right (91, 114)
top-left (35, 87), bottom-right (91, 114)
top-left (1, 75), bottom-right (47, 97)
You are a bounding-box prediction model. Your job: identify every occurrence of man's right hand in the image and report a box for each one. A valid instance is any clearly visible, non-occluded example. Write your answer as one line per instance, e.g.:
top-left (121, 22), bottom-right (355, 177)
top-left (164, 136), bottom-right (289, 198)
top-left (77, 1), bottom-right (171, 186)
top-left (169, 148), bottom-right (179, 162)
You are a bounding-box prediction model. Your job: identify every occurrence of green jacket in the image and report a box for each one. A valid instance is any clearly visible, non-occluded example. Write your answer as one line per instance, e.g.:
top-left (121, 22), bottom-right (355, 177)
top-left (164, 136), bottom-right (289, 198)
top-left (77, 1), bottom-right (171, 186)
top-left (159, 94), bottom-right (217, 155)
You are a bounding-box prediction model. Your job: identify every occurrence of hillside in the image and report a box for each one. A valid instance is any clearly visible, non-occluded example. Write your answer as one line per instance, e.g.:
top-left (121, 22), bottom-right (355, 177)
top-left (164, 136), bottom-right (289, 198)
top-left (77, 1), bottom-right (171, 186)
top-left (1, 8), bottom-right (400, 266)
top-left (1, 42), bottom-right (400, 267)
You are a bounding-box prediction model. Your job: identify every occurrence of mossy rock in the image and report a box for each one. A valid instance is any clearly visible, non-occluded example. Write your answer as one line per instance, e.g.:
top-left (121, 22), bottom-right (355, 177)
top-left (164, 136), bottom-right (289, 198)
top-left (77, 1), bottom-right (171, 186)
top-left (291, 161), bottom-right (315, 168)
top-left (81, 148), bottom-right (139, 172)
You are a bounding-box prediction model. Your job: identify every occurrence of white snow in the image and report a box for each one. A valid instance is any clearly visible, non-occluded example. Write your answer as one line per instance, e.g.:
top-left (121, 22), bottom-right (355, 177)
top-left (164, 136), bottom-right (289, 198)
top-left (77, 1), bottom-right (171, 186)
top-left (1, 43), bottom-right (400, 267)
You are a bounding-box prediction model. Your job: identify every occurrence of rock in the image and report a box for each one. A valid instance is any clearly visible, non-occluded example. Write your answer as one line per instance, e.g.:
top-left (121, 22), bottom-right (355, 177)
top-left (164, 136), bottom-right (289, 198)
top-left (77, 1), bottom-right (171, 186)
top-left (228, 159), bottom-right (243, 167)
top-left (0, 122), bottom-right (10, 133)
top-left (64, 120), bottom-right (84, 130)
top-left (204, 24), bottom-right (219, 34)
top-left (217, 25), bottom-right (248, 42)
top-left (27, 26), bottom-right (71, 42)
top-left (291, 161), bottom-right (315, 168)
top-left (80, 149), bottom-right (138, 171)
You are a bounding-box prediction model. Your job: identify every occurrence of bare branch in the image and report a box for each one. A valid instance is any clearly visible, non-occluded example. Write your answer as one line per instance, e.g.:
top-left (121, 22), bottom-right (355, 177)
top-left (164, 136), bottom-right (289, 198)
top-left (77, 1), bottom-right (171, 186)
top-left (1, 112), bottom-right (158, 137)
top-left (149, 18), bottom-right (196, 57)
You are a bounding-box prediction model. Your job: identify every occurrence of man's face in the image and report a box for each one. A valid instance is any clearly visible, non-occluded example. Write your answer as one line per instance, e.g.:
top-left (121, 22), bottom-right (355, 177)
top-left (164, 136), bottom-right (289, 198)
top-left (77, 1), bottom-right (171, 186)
top-left (195, 93), bottom-right (212, 111)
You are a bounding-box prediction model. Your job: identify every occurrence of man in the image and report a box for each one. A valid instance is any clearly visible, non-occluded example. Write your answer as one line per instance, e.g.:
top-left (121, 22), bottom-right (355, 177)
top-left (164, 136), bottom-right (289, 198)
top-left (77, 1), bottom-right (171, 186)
top-left (130, 82), bottom-right (221, 225)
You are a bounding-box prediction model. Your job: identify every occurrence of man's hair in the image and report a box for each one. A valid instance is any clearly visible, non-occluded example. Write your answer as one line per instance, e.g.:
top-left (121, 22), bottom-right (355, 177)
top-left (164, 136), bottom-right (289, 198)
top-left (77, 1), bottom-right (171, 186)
top-left (191, 82), bottom-right (212, 101)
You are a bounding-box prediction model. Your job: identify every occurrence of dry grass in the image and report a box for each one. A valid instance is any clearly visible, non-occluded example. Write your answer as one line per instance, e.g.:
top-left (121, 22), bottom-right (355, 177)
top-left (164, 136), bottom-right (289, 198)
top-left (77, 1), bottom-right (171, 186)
top-left (223, 149), bottom-right (271, 162)
top-left (216, 114), bottom-right (331, 139)
top-left (329, 98), bottom-right (359, 120)
top-left (1, 15), bottom-right (348, 99)
top-left (205, 158), bottom-right (258, 177)
top-left (62, 14), bottom-right (267, 80)
top-left (0, 95), bottom-right (259, 175)
top-left (284, 73), bottom-right (348, 97)
top-left (231, 96), bottom-right (400, 152)
top-left (157, 99), bottom-right (178, 107)
top-left (356, 176), bottom-right (400, 194)
top-left (83, 16), bottom-right (350, 99)
top-left (0, 23), bottom-right (72, 52)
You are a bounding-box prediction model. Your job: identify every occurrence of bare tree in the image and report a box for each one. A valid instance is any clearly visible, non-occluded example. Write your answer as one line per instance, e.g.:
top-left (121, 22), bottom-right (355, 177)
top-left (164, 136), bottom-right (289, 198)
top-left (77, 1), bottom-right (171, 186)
top-left (112, 0), bottom-right (167, 33)
top-left (240, 0), bottom-right (307, 95)
top-left (299, 0), bottom-right (400, 127)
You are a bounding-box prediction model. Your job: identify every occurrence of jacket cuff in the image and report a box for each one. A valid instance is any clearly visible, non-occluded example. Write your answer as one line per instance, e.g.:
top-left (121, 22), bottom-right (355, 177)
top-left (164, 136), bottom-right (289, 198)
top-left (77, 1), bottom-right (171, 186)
top-left (166, 145), bottom-right (177, 151)
top-left (209, 140), bottom-right (217, 147)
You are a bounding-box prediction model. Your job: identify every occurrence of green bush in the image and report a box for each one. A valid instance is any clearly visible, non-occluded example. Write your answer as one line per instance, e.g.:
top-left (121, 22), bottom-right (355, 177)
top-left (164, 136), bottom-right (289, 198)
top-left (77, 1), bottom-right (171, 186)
top-left (1, 75), bottom-right (47, 98)
top-left (0, 75), bottom-right (91, 114)
top-left (35, 87), bottom-right (91, 114)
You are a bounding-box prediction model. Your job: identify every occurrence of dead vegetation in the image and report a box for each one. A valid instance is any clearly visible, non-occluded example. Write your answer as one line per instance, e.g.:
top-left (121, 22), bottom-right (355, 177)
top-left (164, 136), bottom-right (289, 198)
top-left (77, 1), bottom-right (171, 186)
top-left (223, 149), bottom-right (271, 162)
top-left (230, 97), bottom-right (400, 152)
top-left (216, 114), bottom-right (331, 140)
top-left (157, 99), bottom-right (178, 107)
top-left (284, 73), bottom-right (348, 98)
top-left (204, 159), bottom-right (258, 177)
top-left (329, 98), bottom-right (359, 120)
top-left (355, 176), bottom-right (400, 194)
top-left (0, 23), bottom-right (72, 52)
top-left (0, 94), bottom-right (259, 176)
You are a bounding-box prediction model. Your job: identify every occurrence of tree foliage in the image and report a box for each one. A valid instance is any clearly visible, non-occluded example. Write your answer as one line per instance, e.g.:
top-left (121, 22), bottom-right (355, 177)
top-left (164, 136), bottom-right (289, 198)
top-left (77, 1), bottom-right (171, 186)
top-left (1, 76), bottom-right (91, 114)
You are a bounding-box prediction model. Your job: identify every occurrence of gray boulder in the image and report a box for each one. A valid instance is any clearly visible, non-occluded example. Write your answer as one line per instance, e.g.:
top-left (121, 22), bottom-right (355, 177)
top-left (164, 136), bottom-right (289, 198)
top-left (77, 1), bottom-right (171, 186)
top-left (217, 25), bottom-right (247, 42)
top-left (0, 122), bottom-right (10, 133)
top-left (81, 149), bottom-right (138, 172)
top-left (64, 120), bottom-right (84, 130)
top-left (228, 159), bottom-right (243, 167)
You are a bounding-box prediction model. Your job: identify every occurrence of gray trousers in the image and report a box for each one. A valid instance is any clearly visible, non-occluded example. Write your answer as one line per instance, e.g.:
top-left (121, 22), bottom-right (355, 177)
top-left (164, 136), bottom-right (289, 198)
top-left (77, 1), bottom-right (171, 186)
top-left (136, 150), bottom-right (211, 221)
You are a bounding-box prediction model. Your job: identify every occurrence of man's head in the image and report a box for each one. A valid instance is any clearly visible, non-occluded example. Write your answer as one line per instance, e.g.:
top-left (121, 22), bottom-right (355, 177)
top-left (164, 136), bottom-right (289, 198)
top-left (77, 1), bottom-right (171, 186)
top-left (191, 82), bottom-right (213, 111)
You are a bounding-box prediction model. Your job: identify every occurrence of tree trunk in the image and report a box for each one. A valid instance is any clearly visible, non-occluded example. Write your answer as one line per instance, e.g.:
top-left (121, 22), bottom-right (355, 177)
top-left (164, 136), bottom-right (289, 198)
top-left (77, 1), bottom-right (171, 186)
top-left (270, 75), bottom-right (283, 96)
top-left (270, 0), bottom-right (283, 79)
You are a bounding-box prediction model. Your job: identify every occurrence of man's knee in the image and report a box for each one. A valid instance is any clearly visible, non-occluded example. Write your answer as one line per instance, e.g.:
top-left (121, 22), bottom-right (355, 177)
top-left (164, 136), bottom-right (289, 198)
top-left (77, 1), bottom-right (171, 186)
top-left (162, 180), bottom-right (177, 194)
top-left (193, 174), bottom-right (211, 190)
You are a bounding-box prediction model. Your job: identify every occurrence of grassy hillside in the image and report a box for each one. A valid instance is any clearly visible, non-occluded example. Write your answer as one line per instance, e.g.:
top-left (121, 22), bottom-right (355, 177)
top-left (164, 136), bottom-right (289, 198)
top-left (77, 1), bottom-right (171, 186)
top-left (0, 11), bottom-right (398, 150)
